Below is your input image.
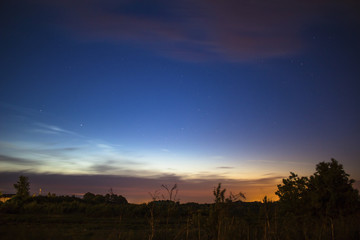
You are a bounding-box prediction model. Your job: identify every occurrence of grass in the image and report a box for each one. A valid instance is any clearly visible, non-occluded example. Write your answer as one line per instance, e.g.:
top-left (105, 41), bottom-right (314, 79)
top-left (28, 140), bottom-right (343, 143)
top-left (1, 201), bottom-right (359, 240)
top-left (0, 213), bottom-right (148, 240)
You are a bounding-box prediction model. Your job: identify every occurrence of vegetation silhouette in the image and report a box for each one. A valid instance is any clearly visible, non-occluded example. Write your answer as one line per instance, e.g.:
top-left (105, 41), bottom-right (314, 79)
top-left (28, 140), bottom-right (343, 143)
top-left (276, 158), bottom-right (359, 240)
top-left (0, 159), bottom-right (359, 240)
top-left (13, 175), bottom-right (30, 199)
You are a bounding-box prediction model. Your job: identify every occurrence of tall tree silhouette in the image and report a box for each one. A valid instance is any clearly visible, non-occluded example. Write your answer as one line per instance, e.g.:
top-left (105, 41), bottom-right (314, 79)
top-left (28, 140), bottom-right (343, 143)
top-left (276, 159), bottom-right (360, 240)
top-left (309, 159), bottom-right (359, 239)
top-left (14, 175), bottom-right (30, 198)
top-left (309, 159), bottom-right (359, 218)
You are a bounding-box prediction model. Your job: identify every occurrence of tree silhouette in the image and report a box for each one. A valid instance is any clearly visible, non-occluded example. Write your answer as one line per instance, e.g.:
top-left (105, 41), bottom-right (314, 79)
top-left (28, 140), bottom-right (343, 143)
top-left (276, 159), bottom-right (360, 240)
top-left (275, 172), bottom-right (309, 214)
top-left (276, 159), bottom-right (359, 216)
top-left (309, 159), bottom-right (359, 218)
top-left (83, 192), bottom-right (96, 202)
top-left (14, 175), bottom-right (30, 198)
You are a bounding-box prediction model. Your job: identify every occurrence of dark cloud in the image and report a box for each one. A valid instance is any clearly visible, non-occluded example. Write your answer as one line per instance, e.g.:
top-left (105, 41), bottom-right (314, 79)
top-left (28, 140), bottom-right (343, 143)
top-left (0, 155), bottom-right (42, 166)
top-left (87, 158), bottom-right (145, 174)
top-left (217, 166), bottom-right (234, 169)
top-left (18, 0), bottom-right (360, 61)
top-left (90, 164), bottom-right (116, 172)
top-left (40, 147), bottom-right (80, 154)
top-left (89, 160), bottom-right (121, 172)
top-left (60, 147), bottom-right (79, 151)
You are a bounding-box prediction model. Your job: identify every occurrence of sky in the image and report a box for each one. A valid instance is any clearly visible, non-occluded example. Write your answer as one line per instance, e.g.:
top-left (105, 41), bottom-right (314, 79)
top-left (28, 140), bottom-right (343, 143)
top-left (1, 0), bottom-right (360, 203)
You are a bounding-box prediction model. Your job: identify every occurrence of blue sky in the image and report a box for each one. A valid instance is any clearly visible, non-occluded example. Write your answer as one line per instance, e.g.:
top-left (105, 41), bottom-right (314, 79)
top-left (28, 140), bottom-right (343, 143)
top-left (1, 0), bottom-right (359, 202)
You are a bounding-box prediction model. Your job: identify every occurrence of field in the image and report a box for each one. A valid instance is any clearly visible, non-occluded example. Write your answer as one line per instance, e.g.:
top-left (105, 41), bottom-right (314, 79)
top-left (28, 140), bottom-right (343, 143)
top-left (0, 213), bottom-right (147, 240)
top-left (1, 200), bottom-right (359, 240)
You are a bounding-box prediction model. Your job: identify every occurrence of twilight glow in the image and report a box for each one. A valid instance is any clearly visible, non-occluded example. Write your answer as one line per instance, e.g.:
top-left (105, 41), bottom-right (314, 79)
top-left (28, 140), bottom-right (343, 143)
top-left (1, 0), bottom-right (359, 203)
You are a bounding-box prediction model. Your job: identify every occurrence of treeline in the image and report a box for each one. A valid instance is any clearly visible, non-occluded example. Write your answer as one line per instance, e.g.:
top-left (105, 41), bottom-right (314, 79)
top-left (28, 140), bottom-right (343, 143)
top-left (0, 195), bottom-right (281, 239)
top-left (0, 192), bottom-right (128, 216)
top-left (0, 159), bottom-right (359, 240)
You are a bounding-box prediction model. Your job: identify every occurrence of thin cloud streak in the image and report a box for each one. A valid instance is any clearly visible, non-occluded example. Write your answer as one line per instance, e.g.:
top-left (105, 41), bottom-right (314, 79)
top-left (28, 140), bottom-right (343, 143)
top-left (34, 123), bottom-right (81, 136)
top-left (217, 166), bottom-right (234, 169)
top-left (0, 101), bottom-right (42, 117)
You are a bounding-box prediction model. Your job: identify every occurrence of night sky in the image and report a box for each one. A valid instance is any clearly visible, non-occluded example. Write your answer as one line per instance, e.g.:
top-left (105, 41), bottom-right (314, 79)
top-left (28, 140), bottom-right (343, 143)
top-left (1, 0), bottom-right (359, 203)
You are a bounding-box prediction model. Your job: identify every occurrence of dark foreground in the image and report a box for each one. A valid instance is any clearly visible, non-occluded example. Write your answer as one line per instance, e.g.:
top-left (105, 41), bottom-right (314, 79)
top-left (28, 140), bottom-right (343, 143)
top-left (1, 200), bottom-right (359, 240)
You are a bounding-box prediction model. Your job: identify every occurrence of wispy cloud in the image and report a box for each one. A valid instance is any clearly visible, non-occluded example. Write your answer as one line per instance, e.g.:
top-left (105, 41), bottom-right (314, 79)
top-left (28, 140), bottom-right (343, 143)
top-left (0, 137), bottom-right (146, 176)
top-left (97, 144), bottom-right (113, 149)
top-left (247, 159), bottom-right (314, 166)
top-left (0, 101), bottom-right (40, 117)
top-left (33, 123), bottom-right (79, 136)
